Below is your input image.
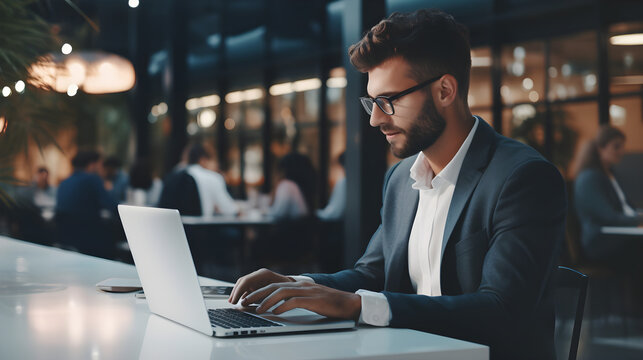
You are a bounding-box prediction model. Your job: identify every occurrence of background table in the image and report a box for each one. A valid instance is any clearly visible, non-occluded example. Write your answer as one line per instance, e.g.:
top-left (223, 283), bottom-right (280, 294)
top-left (0, 236), bottom-right (488, 360)
top-left (601, 226), bottom-right (643, 236)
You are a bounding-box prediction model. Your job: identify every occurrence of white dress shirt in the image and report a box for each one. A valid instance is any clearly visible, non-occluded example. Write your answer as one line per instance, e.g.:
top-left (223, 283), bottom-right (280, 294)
top-left (292, 117), bottom-right (479, 326)
top-left (608, 176), bottom-right (637, 217)
top-left (316, 177), bottom-right (346, 220)
top-left (186, 164), bottom-right (238, 216)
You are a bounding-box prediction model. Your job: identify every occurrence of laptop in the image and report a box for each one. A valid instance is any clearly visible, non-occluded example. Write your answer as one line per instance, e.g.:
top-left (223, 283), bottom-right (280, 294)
top-left (118, 205), bottom-right (355, 337)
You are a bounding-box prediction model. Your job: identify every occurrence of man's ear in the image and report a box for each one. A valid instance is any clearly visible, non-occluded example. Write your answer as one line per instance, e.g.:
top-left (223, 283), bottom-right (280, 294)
top-left (437, 74), bottom-right (458, 107)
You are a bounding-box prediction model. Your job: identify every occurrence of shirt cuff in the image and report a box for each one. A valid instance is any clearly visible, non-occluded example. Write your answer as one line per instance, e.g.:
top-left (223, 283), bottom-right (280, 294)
top-left (288, 275), bottom-right (315, 283)
top-left (355, 289), bottom-right (391, 326)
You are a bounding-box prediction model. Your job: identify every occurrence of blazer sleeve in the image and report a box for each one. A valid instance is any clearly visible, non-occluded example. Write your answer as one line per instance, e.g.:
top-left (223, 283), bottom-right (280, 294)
top-left (574, 170), bottom-right (639, 227)
top-left (383, 159), bottom-right (566, 347)
top-left (304, 162), bottom-right (402, 292)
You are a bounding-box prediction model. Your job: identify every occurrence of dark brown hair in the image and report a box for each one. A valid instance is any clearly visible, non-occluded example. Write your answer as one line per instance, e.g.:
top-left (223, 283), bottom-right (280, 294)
top-left (577, 125), bottom-right (625, 174)
top-left (349, 9), bottom-right (471, 99)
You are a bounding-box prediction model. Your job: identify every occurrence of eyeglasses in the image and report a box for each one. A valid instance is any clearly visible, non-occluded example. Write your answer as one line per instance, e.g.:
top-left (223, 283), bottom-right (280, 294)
top-left (359, 74), bottom-right (444, 116)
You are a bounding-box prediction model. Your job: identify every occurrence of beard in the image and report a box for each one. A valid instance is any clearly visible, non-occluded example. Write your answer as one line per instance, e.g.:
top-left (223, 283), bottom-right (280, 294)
top-left (388, 95), bottom-right (446, 158)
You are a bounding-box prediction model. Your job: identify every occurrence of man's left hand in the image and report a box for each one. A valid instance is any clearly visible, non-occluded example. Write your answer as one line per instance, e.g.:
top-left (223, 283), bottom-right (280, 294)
top-left (240, 281), bottom-right (361, 321)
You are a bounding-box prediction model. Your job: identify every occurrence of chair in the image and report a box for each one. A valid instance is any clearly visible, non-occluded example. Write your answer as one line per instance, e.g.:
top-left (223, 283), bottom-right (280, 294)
top-left (157, 169), bottom-right (202, 215)
top-left (555, 266), bottom-right (589, 360)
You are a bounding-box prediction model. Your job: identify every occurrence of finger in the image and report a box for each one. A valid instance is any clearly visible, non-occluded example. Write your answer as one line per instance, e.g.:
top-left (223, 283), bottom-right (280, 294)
top-left (229, 277), bottom-right (254, 304)
top-left (241, 282), bottom-right (286, 307)
top-left (242, 281), bottom-right (308, 307)
top-left (255, 287), bottom-right (314, 313)
top-left (271, 297), bottom-right (307, 315)
top-left (228, 277), bottom-right (244, 304)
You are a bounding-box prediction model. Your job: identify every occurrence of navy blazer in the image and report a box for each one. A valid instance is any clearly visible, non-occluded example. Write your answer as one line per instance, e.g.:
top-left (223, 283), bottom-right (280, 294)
top-left (307, 119), bottom-right (567, 360)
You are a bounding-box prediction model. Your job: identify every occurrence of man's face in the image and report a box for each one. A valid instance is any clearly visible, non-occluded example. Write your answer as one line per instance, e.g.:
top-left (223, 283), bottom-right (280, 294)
top-left (366, 57), bottom-right (446, 158)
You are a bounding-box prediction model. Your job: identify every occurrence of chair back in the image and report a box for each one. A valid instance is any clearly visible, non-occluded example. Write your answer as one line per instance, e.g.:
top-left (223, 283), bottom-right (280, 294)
top-left (158, 170), bottom-right (202, 216)
top-left (555, 266), bottom-right (589, 360)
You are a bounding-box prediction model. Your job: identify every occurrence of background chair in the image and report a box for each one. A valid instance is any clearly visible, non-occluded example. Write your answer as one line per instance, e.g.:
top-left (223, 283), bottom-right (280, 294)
top-left (555, 266), bottom-right (589, 360)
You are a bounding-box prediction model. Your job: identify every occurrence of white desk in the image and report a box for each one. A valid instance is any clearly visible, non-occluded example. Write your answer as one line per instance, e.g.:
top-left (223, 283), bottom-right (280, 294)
top-left (601, 226), bottom-right (643, 236)
top-left (0, 236), bottom-right (488, 360)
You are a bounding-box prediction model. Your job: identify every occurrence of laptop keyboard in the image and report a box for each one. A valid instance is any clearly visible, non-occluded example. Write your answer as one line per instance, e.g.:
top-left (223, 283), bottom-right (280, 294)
top-left (208, 308), bottom-right (284, 329)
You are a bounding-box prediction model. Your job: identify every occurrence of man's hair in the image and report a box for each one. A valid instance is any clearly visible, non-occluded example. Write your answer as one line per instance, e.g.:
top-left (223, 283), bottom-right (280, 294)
top-left (187, 143), bottom-right (210, 164)
top-left (349, 9), bottom-right (471, 100)
top-left (71, 150), bottom-right (101, 170)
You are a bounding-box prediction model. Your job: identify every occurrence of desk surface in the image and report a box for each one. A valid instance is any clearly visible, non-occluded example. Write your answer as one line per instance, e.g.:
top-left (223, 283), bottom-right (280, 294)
top-left (0, 236), bottom-right (488, 360)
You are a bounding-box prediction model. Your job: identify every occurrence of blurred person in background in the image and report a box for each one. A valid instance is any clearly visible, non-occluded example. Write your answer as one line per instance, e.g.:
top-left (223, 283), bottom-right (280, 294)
top-left (185, 143), bottom-right (239, 216)
top-left (316, 152), bottom-right (346, 221)
top-left (574, 125), bottom-right (643, 261)
top-left (55, 150), bottom-right (117, 257)
top-left (269, 152), bottom-right (316, 221)
top-left (102, 155), bottom-right (129, 203)
top-left (126, 158), bottom-right (163, 207)
top-left (32, 167), bottom-right (57, 210)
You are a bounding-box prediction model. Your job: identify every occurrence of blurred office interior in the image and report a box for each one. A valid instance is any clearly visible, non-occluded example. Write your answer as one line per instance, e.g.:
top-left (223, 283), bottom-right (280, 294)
top-left (1, 0), bottom-right (642, 358)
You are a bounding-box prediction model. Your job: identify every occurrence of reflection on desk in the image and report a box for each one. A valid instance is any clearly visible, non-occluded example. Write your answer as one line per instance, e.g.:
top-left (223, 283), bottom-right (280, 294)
top-left (0, 236), bottom-right (488, 360)
top-left (140, 314), bottom-right (488, 360)
top-left (601, 226), bottom-right (643, 236)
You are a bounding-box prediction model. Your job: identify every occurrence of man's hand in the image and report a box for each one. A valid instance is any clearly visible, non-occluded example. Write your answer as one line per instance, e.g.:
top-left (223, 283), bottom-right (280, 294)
top-left (228, 268), bottom-right (361, 321)
top-left (241, 281), bottom-right (361, 320)
top-left (228, 268), bottom-right (295, 305)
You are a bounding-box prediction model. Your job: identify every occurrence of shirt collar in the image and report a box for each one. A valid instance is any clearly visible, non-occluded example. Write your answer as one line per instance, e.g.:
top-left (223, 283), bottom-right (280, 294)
top-left (409, 116), bottom-right (479, 190)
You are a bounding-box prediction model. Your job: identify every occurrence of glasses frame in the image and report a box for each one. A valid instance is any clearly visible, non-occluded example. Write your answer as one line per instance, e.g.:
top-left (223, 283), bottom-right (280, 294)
top-left (359, 74), bottom-right (444, 116)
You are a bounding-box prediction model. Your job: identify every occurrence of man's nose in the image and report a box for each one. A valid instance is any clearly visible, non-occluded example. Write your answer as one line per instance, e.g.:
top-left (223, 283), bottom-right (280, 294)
top-left (369, 105), bottom-right (389, 128)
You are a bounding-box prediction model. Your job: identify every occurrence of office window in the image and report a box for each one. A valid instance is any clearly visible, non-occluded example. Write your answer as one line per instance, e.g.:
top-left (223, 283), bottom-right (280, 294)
top-left (327, 67), bottom-right (347, 191)
top-left (243, 101), bottom-right (265, 190)
top-left (470, 47), bottom-right (493, 126)
top-left (549, 32), bottom-right (598, 101)
top-left (552, 102), bottom-right (599, 179)
top-left (224, 102), bottom-right (242, 193)
top-left (501, 41), bottom-right (545, 106)
top-left (610, 97), bottom-right (643, 153)
top-left (609, 22), bottom-right (643, 95)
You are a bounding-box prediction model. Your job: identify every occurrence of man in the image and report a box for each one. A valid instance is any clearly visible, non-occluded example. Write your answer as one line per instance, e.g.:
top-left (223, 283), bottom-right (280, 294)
top-left (56, 150), bottom-right (117, 257)
top-left (229, 9), bottom-right (566, 360)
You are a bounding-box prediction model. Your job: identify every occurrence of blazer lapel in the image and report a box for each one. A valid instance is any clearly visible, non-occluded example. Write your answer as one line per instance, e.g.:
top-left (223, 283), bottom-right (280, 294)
top-left (441, 119), bottom-right (496, 259)
top-left (387, 164), bottom-right (419, 293)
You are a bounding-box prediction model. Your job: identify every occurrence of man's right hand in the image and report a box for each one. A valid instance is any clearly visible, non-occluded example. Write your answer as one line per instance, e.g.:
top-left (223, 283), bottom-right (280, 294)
top-left (228, 268), bottom-right (294, 305)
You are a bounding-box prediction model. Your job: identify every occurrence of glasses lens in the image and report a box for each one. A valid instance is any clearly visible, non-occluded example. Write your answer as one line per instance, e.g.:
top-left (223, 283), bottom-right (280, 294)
top-left (360, 97), bottom-right (374, 115)
top-left (375, 98), bottom-right (394, 115)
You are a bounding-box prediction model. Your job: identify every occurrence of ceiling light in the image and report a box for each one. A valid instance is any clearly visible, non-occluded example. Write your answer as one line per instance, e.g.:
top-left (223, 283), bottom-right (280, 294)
top-left (327, 77), bottom-right (347, 88)
top-left (61, 43), bottom-right (72, 55)
top-left (269, 82), bottom-right (293, 96)
top-left (128, 0), bottom-right (139, 8)
top-left (610, 33), bottom-right (643, 45)
top-left (471, 56), bottom-right (491, 67)
top-left (67, 84), bottom-right (78, 96)
top-left (15, 81), bottom-right (25, 93)
top-left (2, 86), bottom-right (12, 97)
top-left (292, 78), bottom-right (321, 92)
top-left (197, 109), bottom-right (216, 128)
